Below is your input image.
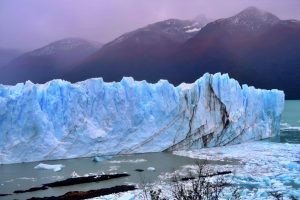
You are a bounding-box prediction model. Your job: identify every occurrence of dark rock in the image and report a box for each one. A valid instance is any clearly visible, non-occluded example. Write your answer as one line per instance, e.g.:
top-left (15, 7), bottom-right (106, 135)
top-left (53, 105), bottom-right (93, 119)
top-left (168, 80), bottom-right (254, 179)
top-left (28, 185), bottom-right (136, 200)
top-left (45, 174), bottom-right (129, 187)
top-left (0, 193), bottom-right (11, 197)
top-left (14, 186), bottom-right (48, 194)
top-left (13, 173), bottom-right (130, 194)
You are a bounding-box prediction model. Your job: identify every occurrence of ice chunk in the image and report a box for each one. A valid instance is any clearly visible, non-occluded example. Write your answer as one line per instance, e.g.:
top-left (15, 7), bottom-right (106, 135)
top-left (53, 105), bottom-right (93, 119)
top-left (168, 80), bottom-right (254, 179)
top-left (147, 167), bottom-right (156, 171)
top-left (34, 163), bottom-right (64, 172)
top-left (93, 156), bottom-right (103, 162)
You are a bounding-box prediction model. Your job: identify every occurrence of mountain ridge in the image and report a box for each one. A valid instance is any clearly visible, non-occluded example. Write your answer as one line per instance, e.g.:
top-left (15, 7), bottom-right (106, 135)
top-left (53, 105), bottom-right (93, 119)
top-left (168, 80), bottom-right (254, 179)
top-left (1, 7), bottom-right (299, 99)
top-left (66, 6), bottom-right (299, 99)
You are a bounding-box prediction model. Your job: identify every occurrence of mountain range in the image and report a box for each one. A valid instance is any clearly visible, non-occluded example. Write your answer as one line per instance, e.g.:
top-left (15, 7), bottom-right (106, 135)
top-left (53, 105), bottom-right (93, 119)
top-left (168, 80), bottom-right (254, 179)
top-left (0, 7), bottom-right (299, 99)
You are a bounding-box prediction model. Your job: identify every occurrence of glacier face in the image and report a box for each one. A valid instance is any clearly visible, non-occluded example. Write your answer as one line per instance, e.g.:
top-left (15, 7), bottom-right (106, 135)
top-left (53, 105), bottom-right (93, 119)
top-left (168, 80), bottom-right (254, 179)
top-left (0, 73), bottom-right (284, 164)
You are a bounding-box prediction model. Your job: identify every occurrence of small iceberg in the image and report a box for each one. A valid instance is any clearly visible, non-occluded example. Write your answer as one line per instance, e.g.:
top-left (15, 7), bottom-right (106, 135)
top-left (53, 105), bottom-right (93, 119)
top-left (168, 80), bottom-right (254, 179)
top-left (34, 163), bottom-right (64, 172)
top-left (93, 156), bottom-right (102, 162)
top-left (147, 167), bottom-right (156, 171)
top-left (92, 155), bottom-right (113, 162)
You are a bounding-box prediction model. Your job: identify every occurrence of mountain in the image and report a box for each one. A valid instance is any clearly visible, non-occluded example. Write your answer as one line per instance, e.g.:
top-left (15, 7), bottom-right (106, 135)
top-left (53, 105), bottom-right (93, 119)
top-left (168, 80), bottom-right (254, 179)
top-left (66, 7), bottom-right (300, 99)
top-left (0, 38), bottom-right (102, 85)
top-left (0, 48), bottom-right (22, 68)
top-left (0, 73), bottom-right (283, 163)
top-left (1, 7), bottom-right (299, 99)
top-left (65, 18), bottom-right (209, 82)
top-left (171, 6), bottom-right (300, 99)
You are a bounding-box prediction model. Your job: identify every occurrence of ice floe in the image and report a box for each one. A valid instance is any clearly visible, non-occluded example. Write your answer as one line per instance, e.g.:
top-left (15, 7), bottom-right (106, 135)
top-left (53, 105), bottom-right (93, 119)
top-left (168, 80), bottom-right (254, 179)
top-left (34, 163), bottom-right (64, 172)
top-left (173, 141), bottom-right (300, 199)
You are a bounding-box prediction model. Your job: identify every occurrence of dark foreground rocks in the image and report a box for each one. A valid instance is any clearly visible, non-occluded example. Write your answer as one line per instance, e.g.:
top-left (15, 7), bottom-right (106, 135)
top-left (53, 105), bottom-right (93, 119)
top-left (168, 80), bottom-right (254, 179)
top-left (13, 173), bottom-right (130, 194)
top-left (28, 185), bottom-right (136, 200)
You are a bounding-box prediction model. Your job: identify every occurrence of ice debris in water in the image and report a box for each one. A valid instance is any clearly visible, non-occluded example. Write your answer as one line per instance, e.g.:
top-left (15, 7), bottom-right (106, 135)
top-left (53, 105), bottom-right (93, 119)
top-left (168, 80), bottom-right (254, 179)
top-left (147, 167), bottom-right (156, 171)
top-left (93, 156), bottom-right (103, 162)
top-left (34, 163), bottom-right (64, 172)
top-left (174, 140), bottom-right (300, 199)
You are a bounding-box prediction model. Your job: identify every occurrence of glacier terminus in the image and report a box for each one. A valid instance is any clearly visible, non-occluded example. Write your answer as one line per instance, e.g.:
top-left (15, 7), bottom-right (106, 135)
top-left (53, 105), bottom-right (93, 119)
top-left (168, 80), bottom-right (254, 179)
top-left (0, 73), bottom-right (284, 164)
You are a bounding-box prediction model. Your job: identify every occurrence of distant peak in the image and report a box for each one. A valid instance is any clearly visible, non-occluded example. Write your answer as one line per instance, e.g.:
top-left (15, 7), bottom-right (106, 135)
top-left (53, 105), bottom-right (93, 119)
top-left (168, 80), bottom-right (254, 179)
top-left (194, 13), bottom-right (206, 19)
top-left (194, 14), bottom-right (208, 22)
top-left (235, 6), bottom-right (279, 23)
top-left (57, 37), bottom-right (86, 42)
top-left (154, 18), bottom-right (183, 26)
top-left (225, 7), bottom-right (280, 32)
top-left (54, 37), bottom-right (101, 47)
top-left (242, 6), bottom-right (262, 13)
top-left (28, 37), bottom-right (101, 56)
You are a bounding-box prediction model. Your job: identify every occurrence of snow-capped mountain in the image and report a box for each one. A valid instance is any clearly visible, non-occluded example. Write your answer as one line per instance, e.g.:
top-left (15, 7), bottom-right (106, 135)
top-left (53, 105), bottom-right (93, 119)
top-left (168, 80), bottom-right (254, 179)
top-left (0, 73), bottom-right (284, 164)
top-left (172, 7), bottom-right (300, 99)
top-left (65, 17), bottom-right (209, 83)
top-left (0, 38), bottom-right (102, 85)
top-left (65, 7), bottom-right (300, 99)
top-left (106, 18), bottom-right (208, 47)
top-left (224, 6), bottom-right (279, 32)
top-left (1, 7), bottom-right (299, 99)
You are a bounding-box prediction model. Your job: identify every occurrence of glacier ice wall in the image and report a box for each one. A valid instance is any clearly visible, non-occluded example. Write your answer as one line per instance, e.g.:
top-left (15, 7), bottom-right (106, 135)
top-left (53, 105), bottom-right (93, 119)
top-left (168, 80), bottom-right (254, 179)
top-left (0, 73), bottom-right (284, 164)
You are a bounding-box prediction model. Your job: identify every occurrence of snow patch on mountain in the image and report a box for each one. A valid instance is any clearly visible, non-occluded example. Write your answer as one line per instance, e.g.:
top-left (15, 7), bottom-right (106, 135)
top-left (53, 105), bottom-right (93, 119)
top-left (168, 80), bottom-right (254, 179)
top-left (185, 27), bottom-right (202, 33)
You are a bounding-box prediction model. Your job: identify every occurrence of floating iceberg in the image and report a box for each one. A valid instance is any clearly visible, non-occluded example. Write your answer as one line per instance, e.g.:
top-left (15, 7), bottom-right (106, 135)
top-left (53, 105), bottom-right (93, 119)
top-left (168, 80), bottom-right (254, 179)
top-left (34, 163), bottom-right (64, 172)
top-left (0, 73), bottom-right (284, 164)
top-left (147, 167), bottom-right (156, 171)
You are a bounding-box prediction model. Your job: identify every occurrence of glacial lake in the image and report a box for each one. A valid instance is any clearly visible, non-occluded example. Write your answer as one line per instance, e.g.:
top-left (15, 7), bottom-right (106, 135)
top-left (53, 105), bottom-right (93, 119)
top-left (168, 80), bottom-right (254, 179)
top-left (0, 100), bottom-right (299, 200)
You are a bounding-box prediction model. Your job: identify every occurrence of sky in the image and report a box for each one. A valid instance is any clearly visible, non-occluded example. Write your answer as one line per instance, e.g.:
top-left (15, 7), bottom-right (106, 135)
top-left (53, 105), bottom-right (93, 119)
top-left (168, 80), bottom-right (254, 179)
top-left (1, 0), bottom-right (300, 51)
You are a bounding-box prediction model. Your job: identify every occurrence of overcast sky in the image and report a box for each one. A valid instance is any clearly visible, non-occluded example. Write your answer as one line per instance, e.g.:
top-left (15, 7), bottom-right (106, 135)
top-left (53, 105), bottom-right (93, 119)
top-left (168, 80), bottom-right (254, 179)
top-left (1, 0), bottom-right (300, 51)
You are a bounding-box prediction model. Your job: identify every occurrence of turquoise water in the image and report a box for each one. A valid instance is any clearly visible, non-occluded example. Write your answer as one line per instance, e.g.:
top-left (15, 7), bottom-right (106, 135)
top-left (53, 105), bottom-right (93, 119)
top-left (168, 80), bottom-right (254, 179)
top-left (271, 100), bottom-right (300, 143)
top-left (281, 100), bottom-right (300, 128)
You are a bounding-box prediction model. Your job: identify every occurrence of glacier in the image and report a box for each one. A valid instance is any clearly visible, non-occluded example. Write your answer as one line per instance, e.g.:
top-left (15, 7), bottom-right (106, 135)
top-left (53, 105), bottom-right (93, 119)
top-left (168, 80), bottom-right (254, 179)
top-left (0, 73), bottom-right (284, 164)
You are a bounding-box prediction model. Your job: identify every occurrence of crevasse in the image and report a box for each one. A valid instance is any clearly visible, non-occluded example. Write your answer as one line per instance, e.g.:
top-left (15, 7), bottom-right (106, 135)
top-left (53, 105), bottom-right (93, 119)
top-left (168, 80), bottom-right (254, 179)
top-left (0, 73), bottom-right (284, 164)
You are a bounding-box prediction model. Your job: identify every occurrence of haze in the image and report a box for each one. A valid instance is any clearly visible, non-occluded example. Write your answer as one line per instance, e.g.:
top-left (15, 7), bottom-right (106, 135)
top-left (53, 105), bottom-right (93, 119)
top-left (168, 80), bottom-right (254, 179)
top-left (1, 0), bottom-right (299, 51)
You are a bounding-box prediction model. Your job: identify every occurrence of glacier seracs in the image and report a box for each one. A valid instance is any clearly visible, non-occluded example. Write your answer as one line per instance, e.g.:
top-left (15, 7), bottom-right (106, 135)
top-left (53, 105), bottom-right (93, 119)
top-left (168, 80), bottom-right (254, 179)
top-left (0, 73), bottom-right (284, 164)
